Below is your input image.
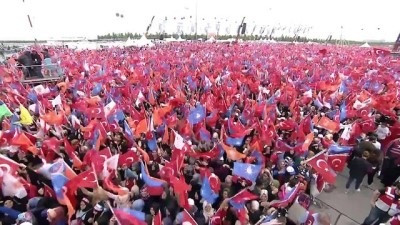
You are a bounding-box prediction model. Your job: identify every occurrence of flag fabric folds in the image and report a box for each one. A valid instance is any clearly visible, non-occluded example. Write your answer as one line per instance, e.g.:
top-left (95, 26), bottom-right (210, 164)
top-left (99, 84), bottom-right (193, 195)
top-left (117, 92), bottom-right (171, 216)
top-left (306, 151), bottom-right (336, 184)
top-left (232, 162), bottom-right (262, 183)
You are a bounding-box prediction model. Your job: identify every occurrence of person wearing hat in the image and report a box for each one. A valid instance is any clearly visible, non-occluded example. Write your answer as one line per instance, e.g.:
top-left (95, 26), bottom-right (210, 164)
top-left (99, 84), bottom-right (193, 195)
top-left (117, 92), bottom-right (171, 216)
top-left (71, 198), bottom-right (93, 225)
top-left (86, 203), bottom-right (105, 225)
top-left (16, 212), bottom-right (37, 225)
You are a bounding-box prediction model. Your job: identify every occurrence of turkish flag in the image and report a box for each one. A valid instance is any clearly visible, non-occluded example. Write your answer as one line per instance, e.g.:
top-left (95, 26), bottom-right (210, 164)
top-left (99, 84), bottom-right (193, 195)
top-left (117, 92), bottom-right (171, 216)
top-left (43, 183), bottom-right (56, 199)
top-left (189, 145), bottom-right (220, 160)
top-left (0, 155), bottom-right (21, 176)
top-left (182, 209), bottom-right (198, 225)
top-left (317, 116), bottom-right (340, 133)
top-left (230, 189), bottom-right (259, 206)
top-left (90, 148), bottom-right (112, 173)
top-left (66, 168), bottom-right (97, 193)
top-left (118, 150), bottom-right (139, 167)
top-left (302, 132), bottom-right (314, 152)
top-left (307, 151), bottom-right (336, 184)
top-left (85, 106), bottom-right (105, 119)
top-left (373, 48), bottom-right (391, 56)
top-left (327, 154), bottom-right (349, 172)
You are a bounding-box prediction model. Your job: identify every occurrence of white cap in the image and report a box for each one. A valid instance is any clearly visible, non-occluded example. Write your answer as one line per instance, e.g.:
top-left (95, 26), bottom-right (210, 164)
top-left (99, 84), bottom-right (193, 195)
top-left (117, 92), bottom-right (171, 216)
top-left (251, 200), bottom-right (260, 211)
top-left (188, 198), bottom-right (195, 206)
top-left (286, 166), bottom-right (295, 173)
top-left (213, 132), bottom-right (219, 139)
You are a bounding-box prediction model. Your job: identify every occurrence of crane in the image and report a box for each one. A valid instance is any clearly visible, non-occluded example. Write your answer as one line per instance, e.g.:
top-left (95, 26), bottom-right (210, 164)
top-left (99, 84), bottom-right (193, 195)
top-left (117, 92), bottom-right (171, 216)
top-left (235, 17), bottom-right (246, 43)
top-left (145, 16), bottom-right (155, 37)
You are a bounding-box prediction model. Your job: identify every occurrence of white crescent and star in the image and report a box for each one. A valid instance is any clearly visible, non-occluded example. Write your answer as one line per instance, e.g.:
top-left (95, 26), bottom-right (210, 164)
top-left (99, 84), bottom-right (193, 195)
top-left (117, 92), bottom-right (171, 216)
top-left (126, 157), bottom-right (134, 163)
top-left (331, 159), bottom-right (341, 168)
top-left (91, 108), bottom-right (102, 115)
top-left (0, 165), bottom-right (11, 174)
top-left (316, 159), bottom-right (329, 172)
top-left (360, 109), bottom-right (368, 117)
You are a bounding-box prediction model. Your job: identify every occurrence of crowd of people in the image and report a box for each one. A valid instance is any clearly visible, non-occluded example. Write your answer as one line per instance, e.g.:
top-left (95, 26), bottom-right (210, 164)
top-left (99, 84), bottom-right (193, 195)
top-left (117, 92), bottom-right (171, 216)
top-left (0, 42), bottom-right (399, 225)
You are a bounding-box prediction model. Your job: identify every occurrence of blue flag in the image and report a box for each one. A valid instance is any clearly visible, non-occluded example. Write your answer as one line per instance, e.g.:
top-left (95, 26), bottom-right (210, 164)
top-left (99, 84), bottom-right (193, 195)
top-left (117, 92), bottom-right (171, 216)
top-left (226, 136), bottom-right (244, 147)
top-left (233, 162), bottom-right (262, 182)
top-left (117, 208), bottom-right (146, 221)
top-left (328, 144), bottom-right (352, 154)
top-left (91, 83), bottom-right (102, 96)
top-left (51, 174), bottom-right (69, 199)
top-left (188, 104), bottom-right (206, 125)
top-left (200, 177), bottom-right (218, 204)
top-left (140, 162), bottom-right (164, 187)
top-left (340, 102), bottom-right (347, 122)
top-left (124, 121), bottom-right (134, 142)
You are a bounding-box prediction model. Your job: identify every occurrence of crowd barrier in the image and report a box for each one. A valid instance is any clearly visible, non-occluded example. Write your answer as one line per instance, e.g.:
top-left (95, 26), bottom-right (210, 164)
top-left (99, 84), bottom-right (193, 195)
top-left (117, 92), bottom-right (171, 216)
top-left (17, 63), bottom-right (65, 85)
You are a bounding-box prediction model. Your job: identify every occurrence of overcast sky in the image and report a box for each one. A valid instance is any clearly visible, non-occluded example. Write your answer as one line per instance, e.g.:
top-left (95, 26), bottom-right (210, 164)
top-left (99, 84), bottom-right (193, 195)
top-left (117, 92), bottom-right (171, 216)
top-left (1, 0), bottom-right (398, 41)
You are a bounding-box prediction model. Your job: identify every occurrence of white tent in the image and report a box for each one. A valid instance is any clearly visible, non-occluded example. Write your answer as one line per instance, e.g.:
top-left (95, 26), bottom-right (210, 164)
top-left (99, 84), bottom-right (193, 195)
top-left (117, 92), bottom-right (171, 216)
top-left (134, 35), bottom-right (154, 47)
top-left (165, 36), bottom-right (176, 42)
top-left (360, 42), bottom-right (371, 48)
top-left (125, 37), bottom-right (135, 46)
top-left (176, 36), bottom-right (186, 42)
top-left (206, 36), bottom-right (216, 43)
top-left (263, 39), bottom-right (277, 44)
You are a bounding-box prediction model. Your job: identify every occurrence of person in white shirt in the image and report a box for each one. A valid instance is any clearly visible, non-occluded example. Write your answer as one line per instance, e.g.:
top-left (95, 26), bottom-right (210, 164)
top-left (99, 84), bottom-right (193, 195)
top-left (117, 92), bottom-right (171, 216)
top-left (376, 123), bottom-right (391, 141)
top-left (369, 136), bottom-right (382, 150)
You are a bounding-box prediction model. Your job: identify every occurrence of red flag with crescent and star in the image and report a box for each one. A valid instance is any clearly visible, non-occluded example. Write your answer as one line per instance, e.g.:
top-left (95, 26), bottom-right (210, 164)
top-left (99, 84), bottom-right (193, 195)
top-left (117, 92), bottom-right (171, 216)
top-left (66, 168), bottom-right (97, 194)
top-left (327, 154), bottom-right (349, 172)
top-left (118, 150), bottom-right (139, 167)
top-left (307, 151), bottom-right (336, 184)
top-left (0, 155), bottom-right (21, 176)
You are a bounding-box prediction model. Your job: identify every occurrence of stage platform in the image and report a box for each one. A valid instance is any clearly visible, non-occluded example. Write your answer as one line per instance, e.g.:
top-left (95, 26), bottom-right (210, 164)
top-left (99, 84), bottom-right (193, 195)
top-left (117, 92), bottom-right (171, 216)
top-left (21, 75), bottom-right (65, 85)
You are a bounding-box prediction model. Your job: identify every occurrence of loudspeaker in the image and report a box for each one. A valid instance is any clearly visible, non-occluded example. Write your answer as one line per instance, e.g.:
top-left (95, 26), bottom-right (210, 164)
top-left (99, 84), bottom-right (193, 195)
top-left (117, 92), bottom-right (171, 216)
top-left (241, 23), bottom-right (247, 34)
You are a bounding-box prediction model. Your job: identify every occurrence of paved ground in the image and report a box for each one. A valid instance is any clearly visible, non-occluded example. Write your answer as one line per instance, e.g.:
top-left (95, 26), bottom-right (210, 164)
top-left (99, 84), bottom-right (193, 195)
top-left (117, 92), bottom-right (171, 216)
top-left (310, 168), bottom-right (384, 225)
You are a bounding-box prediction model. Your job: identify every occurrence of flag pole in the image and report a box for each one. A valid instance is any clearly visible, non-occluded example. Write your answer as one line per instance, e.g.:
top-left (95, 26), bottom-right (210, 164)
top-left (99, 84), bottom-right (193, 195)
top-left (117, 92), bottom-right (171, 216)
top-left (303, 149), bottom-right (327, 164)
top-left (106, 201), bottom-right (122, 225)
top-left (91, 163), bottom-right (100, 187)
